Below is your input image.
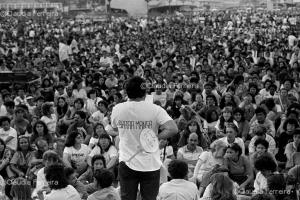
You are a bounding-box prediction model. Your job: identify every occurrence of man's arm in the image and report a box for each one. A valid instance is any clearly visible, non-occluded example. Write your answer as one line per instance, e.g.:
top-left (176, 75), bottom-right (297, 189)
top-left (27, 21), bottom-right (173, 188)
top-left (158, 120), bottom-right (178, 140)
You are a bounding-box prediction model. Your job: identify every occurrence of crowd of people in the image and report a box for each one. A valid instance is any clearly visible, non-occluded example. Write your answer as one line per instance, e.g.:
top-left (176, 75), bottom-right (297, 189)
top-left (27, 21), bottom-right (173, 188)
top-left (0, 7), bottom-right (300, 200)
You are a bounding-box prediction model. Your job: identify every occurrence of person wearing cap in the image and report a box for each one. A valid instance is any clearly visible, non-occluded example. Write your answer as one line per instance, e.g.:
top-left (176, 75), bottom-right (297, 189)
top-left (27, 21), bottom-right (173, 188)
top-left (26, 96), bottom-right (36, 115)
top-left (111, 76), bottom-right (178, 200)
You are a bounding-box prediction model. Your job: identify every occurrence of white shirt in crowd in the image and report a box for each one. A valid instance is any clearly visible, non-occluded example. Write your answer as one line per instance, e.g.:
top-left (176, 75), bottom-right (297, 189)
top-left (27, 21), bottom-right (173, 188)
top-left (63, 144), bottom-right (91, 172)
top-left (111, 100), bottom-right (172, 172)
top-left (217, 136), bottom-right (245, 155)
top-left (45, 185), bottom-right (81, 200)
top-left (0, 127), bottom-right (17, 151)
top-left (40, 114), bottom-right (57, 134)
top-left (158, 179), bottom-right (199, 200)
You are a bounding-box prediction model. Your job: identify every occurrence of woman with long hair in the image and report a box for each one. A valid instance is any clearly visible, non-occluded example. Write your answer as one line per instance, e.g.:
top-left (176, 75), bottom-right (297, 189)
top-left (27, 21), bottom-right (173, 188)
top-left (201, 173), bottom-right (238, 200)
top-left (10, 136), bottom-right (34, 178)
top-left (40, 103), bottom-right (57, 137)
top-left (224, 143), bottom-right (254, 191)
top-left (88, 134), bottom-right (118, 171)
top-left (55, 96), bottom-right (69, 120)
top-left (63, 131), bottom-right (91, 176)
top-left (190, 140), bottom-right (227, 185)
top-left (233, 108), bottom-right (250, 142)
top-left (178, 120), bottom-right (209, 150)
top-left (215, 107), bottom-right (237, 139)
top-left (89, 123), bottom-right (107, 149)
top-left (30, 120), bottom-right (53, 149)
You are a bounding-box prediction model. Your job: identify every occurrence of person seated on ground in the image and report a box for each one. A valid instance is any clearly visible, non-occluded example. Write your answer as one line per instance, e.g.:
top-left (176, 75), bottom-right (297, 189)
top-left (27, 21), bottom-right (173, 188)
top-left (79, 155), bottom-right (107, 195)
top-left (10, 177), bottom-right (32, 200)
top-left (200, 173), bottom-right (238, 200)
top-left (44, 164), bottom-right (81, 200)
top-left (177, 132), bottom-right (203, 177)
top-left (28, 138), bottom-right (49, 181)
top-left (66, 111), bottom-right (93, 145)
top-left (34, 150), bottom-right (61, 200)
top-left (253, 155), bottom-right (278, 194)
top-left (249, 139), bottom-right (277, 171)
top-left (53, 138), bottom-right (65, 158)
top-left (267, 174), bottom-right (292, 200)
top-left (286, 142), bottom-right (300, 169)
top-left (65, 167), bottom-right (88, 200)
top-left (10, 136), bottom-right (34, 178)
top-left (224, 143), bottom-right (254, 191)
top-left (87, 169), bottom-right (120, 200)
top-left (190, 140), bottom-right (227, 185)
top-left (88, 134), bottom-right (118, 173)
top-left (63, 130), bottom-right (91, 177)
top-left (177, 120), bottom-right (209, 150)
top-left (158, 159), bottom-right (199, 200)
top-left (249, 107), bottom-right (275, 138)
top-left (88, 123), bottom-right (107, 149)
top-left (248, 125), bottom-right (276, 156)
top-left (276, 117), bottom-right (299, 166)
top-left (0, 116), bottom-right (18, 152)
top-left (285, 128), bottom-right (300, 168)
top-left (217, 123), bottom-right (245, 155)
top-left (30, 120), bottom-right (54, 149)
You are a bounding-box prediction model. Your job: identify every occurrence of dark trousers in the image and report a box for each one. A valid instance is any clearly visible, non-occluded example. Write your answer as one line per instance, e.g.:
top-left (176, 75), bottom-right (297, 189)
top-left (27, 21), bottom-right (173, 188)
top-left (119, 161), bottom-right (160, 200)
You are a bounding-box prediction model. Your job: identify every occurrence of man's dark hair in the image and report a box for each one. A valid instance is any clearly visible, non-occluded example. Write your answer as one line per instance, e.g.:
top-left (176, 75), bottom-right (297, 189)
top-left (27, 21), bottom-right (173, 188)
top-left (0, 116), bottom-right (11, 125)
top-left (91, 155), bottom-right (106, 169)
top-left (255, 106), bottom-right (267, 116)
top-left (74, 110), bottom-right (86, 120)
top-left (94, 169), bottom-right (114, 188)
top-left (168, 160), bottom-right (188, 179)
top-left (254, 138), bottom-right (269, 150)
top-left (125, 76), bottom-right (146, 99)
top-left (254, 125), bottom-right (267, 136)
top-left (254, 155), bottom-right (277, 172)
top-left (45, 164), bottom-right (68, 190)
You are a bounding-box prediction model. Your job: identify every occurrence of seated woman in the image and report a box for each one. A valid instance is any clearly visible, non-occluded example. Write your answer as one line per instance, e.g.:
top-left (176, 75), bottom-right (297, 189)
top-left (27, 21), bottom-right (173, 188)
top-left (30, 120), bottom-right (54, 149)
top-left (44, 164), bottom-right (81, 200)
top-left (201, 173), bottom-right (238, 200)
top-left (286, 143), bottom-right (300, 169)
top-left (11, 108), bottom-right (32, 136)
top-left (0, 139), bottom-right (12, 179)
top-left (224, 143), bottom-right (254, 191)
top-left (28, 138), bottom-right (49, 181)
top-left (88, 134), bottom-right (118, 172)
top-left (178, 120), bottom-right (209, 150)
top-left (40, 103), bottom-right (57, 137)
top-left (79, 155), bottom-right (106, 184)
top-left (253, 155), bottom-right (278, 194)
top-left (88, 123), bottom-right (107, 149)
top-left (63, 131), bottom-right (91, 177)
top-left (190, 140), bottom-right (227, 185)
top-left (10, 136), bottom-right (34, 178)
top-left (87, 169), bottom-right (120, 200)
top-left (249, 139), bottom-right (277, 171)
top-left (215, 107), bottom-right (238, 139)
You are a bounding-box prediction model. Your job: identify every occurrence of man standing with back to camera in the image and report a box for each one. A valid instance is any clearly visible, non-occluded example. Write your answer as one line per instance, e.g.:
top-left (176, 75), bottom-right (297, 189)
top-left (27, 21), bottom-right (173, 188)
top-left (111, 76), bottom-right (178, 200)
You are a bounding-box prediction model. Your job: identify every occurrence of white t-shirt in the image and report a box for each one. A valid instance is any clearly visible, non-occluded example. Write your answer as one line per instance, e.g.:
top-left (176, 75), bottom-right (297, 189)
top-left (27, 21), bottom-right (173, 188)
top-left (195, 151), bottom-right (223, 181)
top-left (64, 144), bottom-right (91, 173)
top-left (111, 101), bottom-right (173, 171)
top-left (89, 145), bottom-right (118, 164)
top-left (0, 127), bottom-right (17, 151)
top-left (45, 185), bottom-right (81, 200)
top-left (41, 114), bottom-right (57, 134)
